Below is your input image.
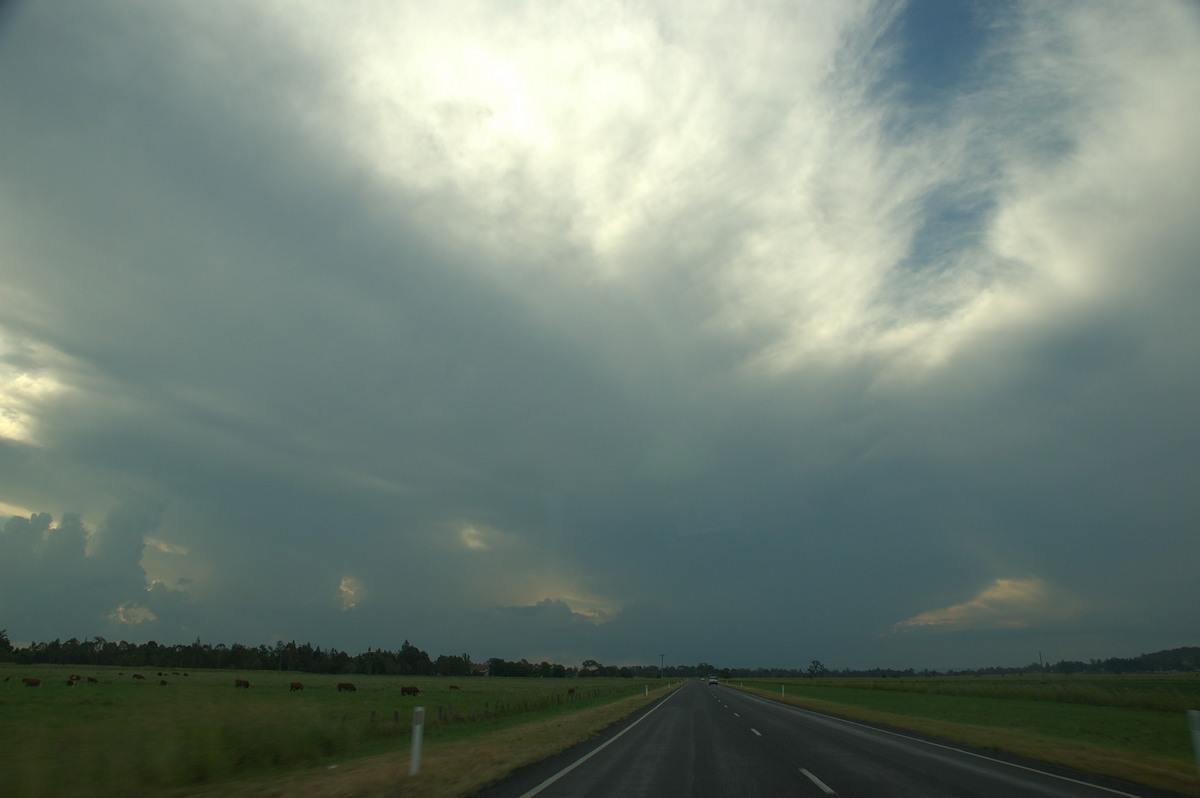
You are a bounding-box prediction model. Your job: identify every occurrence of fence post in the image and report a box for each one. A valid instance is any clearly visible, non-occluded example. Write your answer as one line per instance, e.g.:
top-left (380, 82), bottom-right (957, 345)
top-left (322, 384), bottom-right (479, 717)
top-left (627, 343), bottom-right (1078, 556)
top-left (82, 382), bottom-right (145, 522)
top-left (1188, 710), bottom-right (1200, 778)
top-left (409, 707), bottom-right (425, 775)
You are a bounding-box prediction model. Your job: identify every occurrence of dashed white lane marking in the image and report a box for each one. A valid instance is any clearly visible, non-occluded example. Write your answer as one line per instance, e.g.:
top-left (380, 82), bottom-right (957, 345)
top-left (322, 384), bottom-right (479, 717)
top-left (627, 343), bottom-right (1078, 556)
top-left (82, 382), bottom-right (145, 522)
top-left (801, 768), bottom-right (836, 795)
top-left (751, 728), bottom-right (762, 736)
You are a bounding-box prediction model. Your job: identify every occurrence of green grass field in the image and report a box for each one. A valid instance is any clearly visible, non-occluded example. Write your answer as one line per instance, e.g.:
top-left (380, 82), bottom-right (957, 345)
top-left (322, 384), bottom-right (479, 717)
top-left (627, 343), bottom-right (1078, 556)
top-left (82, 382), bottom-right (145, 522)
top-left (735, 674), bottom-right (1200, 795)
top-left (0, 663), bottom-right (653, 797)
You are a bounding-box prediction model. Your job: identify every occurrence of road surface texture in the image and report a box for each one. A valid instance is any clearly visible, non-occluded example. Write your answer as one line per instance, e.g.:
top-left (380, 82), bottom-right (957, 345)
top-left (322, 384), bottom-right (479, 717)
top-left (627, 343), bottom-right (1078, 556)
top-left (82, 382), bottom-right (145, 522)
top-left (471, 680), bottom-right (1188, 797)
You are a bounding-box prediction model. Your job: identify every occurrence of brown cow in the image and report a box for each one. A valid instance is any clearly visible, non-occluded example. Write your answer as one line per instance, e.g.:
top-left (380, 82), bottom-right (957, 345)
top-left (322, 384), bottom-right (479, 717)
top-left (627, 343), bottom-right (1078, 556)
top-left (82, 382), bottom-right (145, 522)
top-left (234, 679), bottom-right (250, 688)
top-left (87, 677), bottom-right (98, 683)
top-left (69, 674), bottom-right (82, 681)
top-left (160, 680), bottom-right (169, 686)
top-left (336, 682), bottom-right (356, 692)
top-left (22, 677), bottom-right (42, 687)
top-left (448, 684), bottom-right (461, 691)
top-left (132, 674), bottom-right (146, 680)
top-left (289, 682), bottom-right (304, 691)
top-left (400, 685), bottom-right (421, 696)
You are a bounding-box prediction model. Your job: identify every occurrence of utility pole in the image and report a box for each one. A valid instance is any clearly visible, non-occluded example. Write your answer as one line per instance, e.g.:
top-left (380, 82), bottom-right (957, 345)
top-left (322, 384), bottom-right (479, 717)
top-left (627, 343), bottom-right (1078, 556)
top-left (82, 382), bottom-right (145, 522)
top-left (660, 653), bottom-right (665, 678)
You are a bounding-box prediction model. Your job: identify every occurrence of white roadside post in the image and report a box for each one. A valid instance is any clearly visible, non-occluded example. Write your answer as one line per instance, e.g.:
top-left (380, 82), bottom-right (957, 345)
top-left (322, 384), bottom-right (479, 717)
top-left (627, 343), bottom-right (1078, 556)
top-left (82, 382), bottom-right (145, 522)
top-left (410, 707), bottom-right (425, 776)
top-left (1189, 710), bottom-right (1200, 778)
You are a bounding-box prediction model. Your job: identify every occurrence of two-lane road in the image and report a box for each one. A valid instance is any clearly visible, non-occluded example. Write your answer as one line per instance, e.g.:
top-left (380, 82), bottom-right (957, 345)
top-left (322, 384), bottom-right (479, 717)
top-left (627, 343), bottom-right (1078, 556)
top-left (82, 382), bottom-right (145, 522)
top-left (472, 680), bottom-right (1186, 797)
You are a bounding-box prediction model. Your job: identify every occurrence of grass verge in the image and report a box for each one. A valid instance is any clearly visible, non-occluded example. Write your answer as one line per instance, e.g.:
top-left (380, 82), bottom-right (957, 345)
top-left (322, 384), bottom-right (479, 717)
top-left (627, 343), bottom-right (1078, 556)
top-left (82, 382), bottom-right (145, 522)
top-left (730, 681), bottom-right (1200, 796)
top-left (163, 683), bottom-right (681, 798)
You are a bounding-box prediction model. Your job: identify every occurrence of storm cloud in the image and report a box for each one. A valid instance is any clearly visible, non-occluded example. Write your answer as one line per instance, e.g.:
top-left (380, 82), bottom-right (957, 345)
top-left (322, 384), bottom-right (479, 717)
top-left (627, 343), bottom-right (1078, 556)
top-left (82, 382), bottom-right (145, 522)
top-left (1, 0), bottom-right (1198, 670)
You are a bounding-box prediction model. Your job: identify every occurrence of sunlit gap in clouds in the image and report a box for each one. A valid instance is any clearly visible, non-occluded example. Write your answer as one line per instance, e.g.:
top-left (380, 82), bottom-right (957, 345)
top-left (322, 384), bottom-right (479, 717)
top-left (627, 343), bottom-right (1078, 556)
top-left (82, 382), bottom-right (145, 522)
top-left (0, 328), bottom-right (71, 446)
top-left (892, 577), bottom-right (1086, 634)
top-left (108, 599), bottom-right (157, 626)
top-left (339, 576), bottom-right (365, 610)
top-left (457, 523), bottom-right (619, 622)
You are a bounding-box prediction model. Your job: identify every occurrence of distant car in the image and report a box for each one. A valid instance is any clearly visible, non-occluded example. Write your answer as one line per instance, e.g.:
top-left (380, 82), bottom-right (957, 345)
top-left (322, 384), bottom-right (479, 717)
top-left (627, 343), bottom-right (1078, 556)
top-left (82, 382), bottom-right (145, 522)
top-left (708, 676), bottom-right (718, 685)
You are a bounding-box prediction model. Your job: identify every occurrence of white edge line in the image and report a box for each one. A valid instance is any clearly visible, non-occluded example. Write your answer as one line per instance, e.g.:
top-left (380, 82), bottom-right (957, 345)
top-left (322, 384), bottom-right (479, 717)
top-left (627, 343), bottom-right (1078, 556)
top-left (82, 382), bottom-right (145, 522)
top-left (518, 686), bottom-right (683, 798)
top-left (738, 691), bottom-right (1144, 798)
top-left (801, 768), bottom-right (837, 795)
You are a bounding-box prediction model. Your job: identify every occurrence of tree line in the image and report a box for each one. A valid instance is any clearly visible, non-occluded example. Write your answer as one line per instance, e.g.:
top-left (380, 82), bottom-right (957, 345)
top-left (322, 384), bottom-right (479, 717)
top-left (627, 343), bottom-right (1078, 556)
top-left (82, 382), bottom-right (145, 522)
top-left (1, 631), bottom-right (1194, 677)
top-left (0, 632), bottom-right (472, 676)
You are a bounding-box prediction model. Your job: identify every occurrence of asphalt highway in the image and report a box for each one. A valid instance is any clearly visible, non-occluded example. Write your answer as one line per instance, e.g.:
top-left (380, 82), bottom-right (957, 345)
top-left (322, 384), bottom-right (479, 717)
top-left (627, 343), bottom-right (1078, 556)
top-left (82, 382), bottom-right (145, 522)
top-left (471, 680), bottom-right (1187, 798)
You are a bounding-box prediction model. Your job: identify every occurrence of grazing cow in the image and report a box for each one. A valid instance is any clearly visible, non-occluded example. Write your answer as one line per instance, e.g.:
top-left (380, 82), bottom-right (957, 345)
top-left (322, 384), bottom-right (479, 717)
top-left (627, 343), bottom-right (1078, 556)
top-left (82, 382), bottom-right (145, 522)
top-left (400, 685), bottom-right (421, 696)
top-left (69, 674), bottom-right (82, 682)
top-left (234, 679), bottom-right (250, 688)
top-left (336, 682), bottom-right (356, 692)
top-left (22, 678), bottom-right (42, 687)
top-left (66, 679), bottom-right (76, 686)
top-left (290, 682), bottom-right (304, 692)
top-left (87, 677), bottom-right (98, 683)
top-left (448, 684), bottom-right (460, 691)
top-left (160, 680), bottom-right (169, 686)
top-left (133, 674), bottom-right (146, 680)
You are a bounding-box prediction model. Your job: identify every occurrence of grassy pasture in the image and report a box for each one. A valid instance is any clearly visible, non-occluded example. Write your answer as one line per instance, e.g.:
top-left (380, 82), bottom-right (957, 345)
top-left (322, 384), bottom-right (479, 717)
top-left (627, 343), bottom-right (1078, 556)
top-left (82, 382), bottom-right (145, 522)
top-left (0, 663), bottom-right (653, 797)
top-left (735, 674), bottom-right (1200, 795)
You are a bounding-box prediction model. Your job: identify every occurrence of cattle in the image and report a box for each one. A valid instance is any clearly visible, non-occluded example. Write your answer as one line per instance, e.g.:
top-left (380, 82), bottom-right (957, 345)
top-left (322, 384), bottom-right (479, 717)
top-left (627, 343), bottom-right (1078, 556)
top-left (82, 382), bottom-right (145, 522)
top-left (336, 682), bottom-right (356, 692)
top-left (132, 674), bottom-right (146, 680)
top-left (400, 685), bottom-right (421, 696)
top-left (160, 680), bottom-right (169, 686)
top-left (87, 677), bottom-right (98, 683)
top-left (448, 684), bottom-right (461, 691)
top-left (289, 682), bottom-right (304, 692)
top-left (22, 677), bottom-right (42, 687)
top-left (69, 674), bottom-right (82, 682)
top-left (234, 679), bottom-right (250, 689)
top-left (66, 679), bottom-right (76, 686)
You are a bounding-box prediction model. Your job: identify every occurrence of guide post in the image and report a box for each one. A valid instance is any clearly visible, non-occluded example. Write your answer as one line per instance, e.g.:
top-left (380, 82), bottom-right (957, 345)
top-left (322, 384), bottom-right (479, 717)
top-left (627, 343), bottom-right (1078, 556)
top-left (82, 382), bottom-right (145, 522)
top-left (410, 707), bottom-right (425, 776)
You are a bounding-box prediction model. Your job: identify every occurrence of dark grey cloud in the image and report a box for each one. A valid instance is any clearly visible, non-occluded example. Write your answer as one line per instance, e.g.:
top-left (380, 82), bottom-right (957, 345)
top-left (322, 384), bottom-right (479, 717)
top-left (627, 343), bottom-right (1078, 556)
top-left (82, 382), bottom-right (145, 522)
top-left (1, 0), bottom-right (1198, 671)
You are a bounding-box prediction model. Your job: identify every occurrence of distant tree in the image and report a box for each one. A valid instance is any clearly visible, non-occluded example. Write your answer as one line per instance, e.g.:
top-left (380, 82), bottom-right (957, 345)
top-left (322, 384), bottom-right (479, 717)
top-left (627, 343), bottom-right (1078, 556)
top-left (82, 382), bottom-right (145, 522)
top-left (398, 640), bottom-right (433, 675)
top-left (435, 653), bottom-right (472, 677)
top-left (807, 660), bottom-right (827, 678)
top-left (0, 629), bottom-right (12, 660)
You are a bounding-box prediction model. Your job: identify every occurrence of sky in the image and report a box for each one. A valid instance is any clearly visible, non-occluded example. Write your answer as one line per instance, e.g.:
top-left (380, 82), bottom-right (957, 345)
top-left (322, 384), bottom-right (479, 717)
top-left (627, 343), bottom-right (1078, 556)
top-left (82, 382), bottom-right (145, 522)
top-left (1, 0), bottom-right (1198, 672)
